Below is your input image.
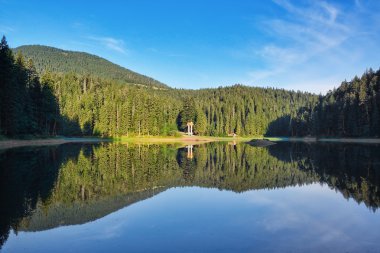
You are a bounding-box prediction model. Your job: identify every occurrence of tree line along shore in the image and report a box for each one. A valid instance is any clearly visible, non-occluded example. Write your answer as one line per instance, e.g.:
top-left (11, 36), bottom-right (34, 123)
top-left (1, 36), bottom-right (379, 141)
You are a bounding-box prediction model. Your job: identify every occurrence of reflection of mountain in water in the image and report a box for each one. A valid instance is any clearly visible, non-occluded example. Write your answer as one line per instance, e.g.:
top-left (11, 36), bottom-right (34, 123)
top-left (19, 188), bottom-right (166, 232)
top-left (1, 141), bottom-right (380, 248)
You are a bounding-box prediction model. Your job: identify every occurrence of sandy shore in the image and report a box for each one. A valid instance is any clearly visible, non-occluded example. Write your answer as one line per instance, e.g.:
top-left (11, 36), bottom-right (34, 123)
top-left (0, 137), bottom-right (109, 150)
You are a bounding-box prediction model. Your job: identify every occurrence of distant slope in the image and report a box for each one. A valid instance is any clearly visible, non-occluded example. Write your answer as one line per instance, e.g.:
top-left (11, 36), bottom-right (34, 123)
top-left (13, 45), bottom-right (168, 89)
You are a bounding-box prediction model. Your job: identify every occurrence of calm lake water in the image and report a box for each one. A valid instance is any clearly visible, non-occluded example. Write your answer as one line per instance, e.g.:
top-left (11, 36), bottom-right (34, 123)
top-left (0, 142), bottom-right (380, 252)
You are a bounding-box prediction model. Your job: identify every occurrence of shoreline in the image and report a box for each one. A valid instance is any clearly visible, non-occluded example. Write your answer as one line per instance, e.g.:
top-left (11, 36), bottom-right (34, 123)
top-left (1, 136), bottom-right (380, 150)
top-left (0, 136), bottom-right (235, 150)
top-left (0, 137), bottom-right (110, 150)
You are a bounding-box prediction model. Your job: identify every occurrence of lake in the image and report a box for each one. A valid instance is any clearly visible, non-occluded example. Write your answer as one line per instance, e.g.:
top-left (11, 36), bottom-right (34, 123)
top-left (0, 141), bottom-right (379, 252)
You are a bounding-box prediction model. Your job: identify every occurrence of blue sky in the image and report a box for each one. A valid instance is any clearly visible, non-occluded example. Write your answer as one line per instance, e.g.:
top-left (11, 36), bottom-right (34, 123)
top-left (1, 0), bottom-right (380, 93)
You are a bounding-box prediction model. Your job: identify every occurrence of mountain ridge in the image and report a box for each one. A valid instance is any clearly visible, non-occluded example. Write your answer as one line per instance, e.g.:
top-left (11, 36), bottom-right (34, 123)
top-left (13, 45), bottom-right (168, 89)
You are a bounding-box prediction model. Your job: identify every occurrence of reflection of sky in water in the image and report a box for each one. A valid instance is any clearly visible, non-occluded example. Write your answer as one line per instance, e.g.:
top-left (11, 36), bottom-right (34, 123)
top-left (4, 184), bottom-right (380, 253)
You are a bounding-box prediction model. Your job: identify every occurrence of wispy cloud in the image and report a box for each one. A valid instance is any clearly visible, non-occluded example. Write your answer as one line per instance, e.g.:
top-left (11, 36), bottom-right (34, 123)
top-left (87, 36), bottom-right (128, 55)
top-left (0, 25), bottom-right (14, 34)
top-left (257, 1), bottom-right (349, 73)
top-left (244, 0), bottom-right (371, 93)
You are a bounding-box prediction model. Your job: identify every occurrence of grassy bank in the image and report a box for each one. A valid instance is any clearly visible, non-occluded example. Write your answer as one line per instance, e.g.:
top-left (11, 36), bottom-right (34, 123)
top-left (113, 135), bottom-right (257, 145)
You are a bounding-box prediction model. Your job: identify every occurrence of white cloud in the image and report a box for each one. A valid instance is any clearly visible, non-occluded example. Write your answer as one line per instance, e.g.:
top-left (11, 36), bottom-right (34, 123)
top-left (258, 45), bottom-right (303, 65)
top-left (87, 36), bottom-right (128, 55)
top-left (268, 0), bottom-right (350, 61)
top-left (244, 0), bottom-right (367, 93)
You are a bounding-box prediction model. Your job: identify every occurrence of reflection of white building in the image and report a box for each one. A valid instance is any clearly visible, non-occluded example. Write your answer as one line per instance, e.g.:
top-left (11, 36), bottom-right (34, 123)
top-left (187, 145), bottom-right (193, 159)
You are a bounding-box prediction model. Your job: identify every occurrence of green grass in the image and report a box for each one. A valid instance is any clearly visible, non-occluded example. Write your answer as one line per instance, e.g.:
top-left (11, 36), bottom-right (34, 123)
top-left (113, 135), bottom-right (182, 141)
top-left (112, 135), bottom-right (265, 143)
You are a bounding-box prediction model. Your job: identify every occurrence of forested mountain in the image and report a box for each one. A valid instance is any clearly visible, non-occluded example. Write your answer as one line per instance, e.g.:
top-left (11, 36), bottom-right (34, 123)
top-left (273, 69), bottom-right (380, 137)
top-left (1, 37), bottom-right (318, 137)
top-left (1, 36), bottom-right (379, 138)
top-left (13, 45), bottom-right (168, 89)
top-left (34, 74), bottom-right (317, 137)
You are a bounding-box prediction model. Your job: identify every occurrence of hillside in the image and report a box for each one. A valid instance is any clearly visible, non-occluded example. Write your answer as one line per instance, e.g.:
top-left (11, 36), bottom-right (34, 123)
top-left (9, 38), bottom-right (379, 138)
top-left (13, 45), bottom-right (168, 89)
top-left (0, 38), bottom-right (318, 137)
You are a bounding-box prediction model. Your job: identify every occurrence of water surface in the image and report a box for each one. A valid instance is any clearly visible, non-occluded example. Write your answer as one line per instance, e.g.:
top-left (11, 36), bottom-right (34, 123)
top-left (0, 142), bottom-right (379, 252)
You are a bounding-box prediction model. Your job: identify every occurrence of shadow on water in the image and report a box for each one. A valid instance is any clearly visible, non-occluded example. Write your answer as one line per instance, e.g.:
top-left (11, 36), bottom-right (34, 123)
top-left (0, 141), bottom-right (380, 248)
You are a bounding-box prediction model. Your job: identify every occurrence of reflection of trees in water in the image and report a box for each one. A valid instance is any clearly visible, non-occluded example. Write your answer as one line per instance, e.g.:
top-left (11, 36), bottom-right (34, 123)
top-left (268, 142), bottom-right (380, 211)
top-left (0, 144), bottom-right (83, 248)
top-left (177, 143), bottom-right (318, 192)
top-left (15, 143), bottom-right (183, 234)
top-left (1, 142), bottom-right (380, 248)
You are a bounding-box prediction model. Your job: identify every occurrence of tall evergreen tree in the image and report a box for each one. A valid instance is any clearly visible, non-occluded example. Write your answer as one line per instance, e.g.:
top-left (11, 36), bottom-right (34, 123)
top-left (0, 36), bottom-right (14, 135)
top-left (195, 107), bottom-right (207, 135)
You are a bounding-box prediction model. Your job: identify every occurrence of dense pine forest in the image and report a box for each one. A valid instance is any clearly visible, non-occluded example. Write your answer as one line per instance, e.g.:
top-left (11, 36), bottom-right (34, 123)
top-left (1, 36), bottom-right (379, 138)
top-left (0, 37), bottom-right (59, 136)
top-left (275, 69), bottom-right (380, 137)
